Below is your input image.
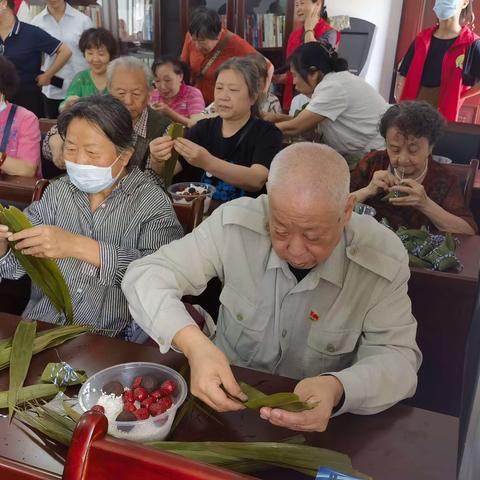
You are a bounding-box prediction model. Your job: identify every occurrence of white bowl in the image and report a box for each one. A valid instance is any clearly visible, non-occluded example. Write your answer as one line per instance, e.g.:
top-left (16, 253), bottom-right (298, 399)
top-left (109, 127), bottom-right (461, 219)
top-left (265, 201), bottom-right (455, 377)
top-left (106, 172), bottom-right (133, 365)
top-left (78, 362), bottom-right (187, 442)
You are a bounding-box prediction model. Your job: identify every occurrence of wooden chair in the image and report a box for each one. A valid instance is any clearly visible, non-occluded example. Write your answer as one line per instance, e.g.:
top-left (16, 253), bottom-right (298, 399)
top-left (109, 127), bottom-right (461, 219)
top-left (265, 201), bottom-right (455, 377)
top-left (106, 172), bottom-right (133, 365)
top-left (38, 118), bottom-right (57, 135)
top-left (0, 457), bottom-right (60, 480)
top-left (32, 179), bottom-right (51, 202)
top-left (446, 159), bottom-right (479, 209)
top-left (173, 197), bottom-right (204, 234)
top-left (63, 411), bottom-right (255, 480)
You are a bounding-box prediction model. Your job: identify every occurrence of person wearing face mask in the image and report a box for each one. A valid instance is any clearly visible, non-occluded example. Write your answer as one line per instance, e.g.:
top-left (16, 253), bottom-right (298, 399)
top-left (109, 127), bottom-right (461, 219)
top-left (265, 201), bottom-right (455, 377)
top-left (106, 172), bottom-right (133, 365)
top-left (0, 56), bottom-right (41, 178)
top-left (351, 102), bottom-right (477, 235)
top-left (0, 95), bottom-right (183, 339)
top-left (276, 0), bottom-right (340, 111)
top-left (180, 7), bottom-right (273, 105)
top-left (122, 142), bottom-right (421, 432)
top-left (396, 0), bottom-right (480, 122)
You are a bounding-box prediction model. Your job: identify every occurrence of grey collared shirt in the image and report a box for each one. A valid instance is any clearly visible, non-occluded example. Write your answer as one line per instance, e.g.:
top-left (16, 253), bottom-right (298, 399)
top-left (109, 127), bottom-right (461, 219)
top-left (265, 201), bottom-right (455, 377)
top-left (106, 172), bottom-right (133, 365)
top-left (123, 195), bottom-right (422, 414)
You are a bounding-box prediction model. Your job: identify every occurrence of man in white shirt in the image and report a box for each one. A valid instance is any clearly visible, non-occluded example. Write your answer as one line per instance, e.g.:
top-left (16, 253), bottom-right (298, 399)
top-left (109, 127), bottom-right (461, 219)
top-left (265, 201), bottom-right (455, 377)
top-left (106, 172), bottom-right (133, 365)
top-left (31, 0), bottom-right (92, 118)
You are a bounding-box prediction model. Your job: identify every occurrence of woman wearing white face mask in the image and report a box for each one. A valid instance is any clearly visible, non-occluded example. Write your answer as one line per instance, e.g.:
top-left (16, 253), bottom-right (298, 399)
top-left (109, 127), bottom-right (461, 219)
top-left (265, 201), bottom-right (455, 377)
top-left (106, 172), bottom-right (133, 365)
top-left (396, 0), bottom-right (480, 121)
top-left (0, 95), bottom-right (183, 340)
top-left (0, 56), bottom-right (41, 178)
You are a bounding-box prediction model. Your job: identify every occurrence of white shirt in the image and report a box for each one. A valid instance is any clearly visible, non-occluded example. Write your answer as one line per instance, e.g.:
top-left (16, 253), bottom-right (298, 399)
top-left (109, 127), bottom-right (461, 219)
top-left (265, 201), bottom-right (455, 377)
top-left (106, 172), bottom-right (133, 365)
top-left (289, 94), bottom-right (310, 117)
top-left (306, 71), bottom-right (389, 154)
top-left (31, 4), bottom-right (93, 100)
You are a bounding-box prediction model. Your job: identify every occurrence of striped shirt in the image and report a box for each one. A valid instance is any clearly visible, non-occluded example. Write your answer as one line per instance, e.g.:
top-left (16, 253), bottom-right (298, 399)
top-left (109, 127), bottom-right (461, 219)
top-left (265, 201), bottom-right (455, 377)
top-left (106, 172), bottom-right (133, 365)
top-left (0, 167), bottom-right (183, 340)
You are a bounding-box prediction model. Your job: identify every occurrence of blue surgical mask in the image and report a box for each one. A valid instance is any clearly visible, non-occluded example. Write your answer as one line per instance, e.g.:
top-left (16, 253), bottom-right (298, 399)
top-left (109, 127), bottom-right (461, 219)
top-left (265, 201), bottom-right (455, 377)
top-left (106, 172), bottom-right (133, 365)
top-left (0, 97), bottom-right (7, 113)
top-left (433, 0), bottom-right (460, 21)
top-left (65, 153), bottom-right (124, 194)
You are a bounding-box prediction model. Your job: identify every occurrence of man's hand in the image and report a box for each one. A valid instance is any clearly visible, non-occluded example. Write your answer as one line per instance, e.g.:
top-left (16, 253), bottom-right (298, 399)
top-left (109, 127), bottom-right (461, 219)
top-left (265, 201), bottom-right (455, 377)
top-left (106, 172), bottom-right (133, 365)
top-left (389, 178), bottom-right (429, 210)
top-left (151, 102), bottom-right (174, 118)
top-left (36, 72), bottom-right (52, 87)
top-left (9, 225), bottom-right (78, 259)
top-left (175, 326), bottom-right (247, 412)
top-left (259, 376), bottom-right (344, 432)
top-left (0, 224), bottom-right (12, 257)
top-left (173, 137), bottom-right (212, 169)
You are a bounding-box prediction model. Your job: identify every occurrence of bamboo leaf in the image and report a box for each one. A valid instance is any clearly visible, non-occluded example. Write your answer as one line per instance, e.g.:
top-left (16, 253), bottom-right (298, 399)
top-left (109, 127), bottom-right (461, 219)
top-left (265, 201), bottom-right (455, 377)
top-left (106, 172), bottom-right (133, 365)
top-left (62, 400), bottom-right (82, 422)
top-left (0, 206), bottom-right (73, 322)
top-left (239, 381), bottom-right (265, 401)
top-left (164, 123), bottom-right (185, 189)
top-left (0, 383), bottom-right (59, 408)
top-left (8, 320), bottom-right (37, 418)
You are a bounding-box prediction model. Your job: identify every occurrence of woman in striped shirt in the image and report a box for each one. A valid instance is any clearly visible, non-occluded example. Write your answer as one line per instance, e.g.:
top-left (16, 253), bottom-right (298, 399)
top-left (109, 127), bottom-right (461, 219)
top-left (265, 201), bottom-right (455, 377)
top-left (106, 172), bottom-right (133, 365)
top-left (0, 95), bottom-right (183, 341)
top-left (150, 55), bottom-right (205, 127)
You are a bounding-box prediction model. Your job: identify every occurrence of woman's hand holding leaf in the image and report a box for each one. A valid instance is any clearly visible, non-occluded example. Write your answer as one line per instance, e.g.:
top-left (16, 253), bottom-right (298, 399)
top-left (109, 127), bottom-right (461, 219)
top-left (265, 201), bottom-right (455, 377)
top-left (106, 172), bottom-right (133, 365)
top-left (10, 225), bottom-right (77, 259)
top-left (259, 376), bottom-right (344, 432)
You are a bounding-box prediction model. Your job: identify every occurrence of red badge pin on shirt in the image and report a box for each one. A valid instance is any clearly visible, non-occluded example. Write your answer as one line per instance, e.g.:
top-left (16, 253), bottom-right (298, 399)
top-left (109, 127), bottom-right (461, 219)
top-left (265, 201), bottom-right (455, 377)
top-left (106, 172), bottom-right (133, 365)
top-left (309, 310), bottom-right (320, 322)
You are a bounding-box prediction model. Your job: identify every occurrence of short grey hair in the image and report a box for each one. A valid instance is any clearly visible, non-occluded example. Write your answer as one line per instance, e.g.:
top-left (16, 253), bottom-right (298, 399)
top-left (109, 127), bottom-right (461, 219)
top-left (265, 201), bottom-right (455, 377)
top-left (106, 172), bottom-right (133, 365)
top-left (215, 56), bottom-right (261, 116)
top-left (107, 56), bottom-right (154, 90)
top-left (268, 143), bottom-right (351, 209)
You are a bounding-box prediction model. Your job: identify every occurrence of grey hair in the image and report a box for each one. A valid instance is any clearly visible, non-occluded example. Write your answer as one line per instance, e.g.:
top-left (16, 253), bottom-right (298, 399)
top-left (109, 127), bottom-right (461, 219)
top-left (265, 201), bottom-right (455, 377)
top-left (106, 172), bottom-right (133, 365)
top-left (107, 56), bottom-right (154, 90)
top-left (215, 56), bottom-right (261, 116)
top-left (268, 143), bottom-right (351, 209)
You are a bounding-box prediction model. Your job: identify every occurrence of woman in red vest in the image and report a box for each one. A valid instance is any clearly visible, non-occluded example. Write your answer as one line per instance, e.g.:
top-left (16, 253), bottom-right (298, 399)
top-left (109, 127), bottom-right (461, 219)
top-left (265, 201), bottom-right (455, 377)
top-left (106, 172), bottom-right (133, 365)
top-left (278, 0), bottom-right (340, 111)
top-left (396, 0), bottom-right (480, 122)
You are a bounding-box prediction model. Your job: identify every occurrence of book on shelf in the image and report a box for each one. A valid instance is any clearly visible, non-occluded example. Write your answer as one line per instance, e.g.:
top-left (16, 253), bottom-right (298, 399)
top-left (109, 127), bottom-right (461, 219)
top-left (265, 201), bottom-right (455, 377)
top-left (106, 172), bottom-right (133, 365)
top-left (245, 13), bottom-right (285, 48)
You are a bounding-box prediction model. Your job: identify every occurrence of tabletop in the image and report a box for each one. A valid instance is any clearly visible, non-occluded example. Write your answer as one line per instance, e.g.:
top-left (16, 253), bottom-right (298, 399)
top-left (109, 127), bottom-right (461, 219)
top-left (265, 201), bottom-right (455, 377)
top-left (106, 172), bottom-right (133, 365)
top-left (0, 313), bottom-right (458, 480)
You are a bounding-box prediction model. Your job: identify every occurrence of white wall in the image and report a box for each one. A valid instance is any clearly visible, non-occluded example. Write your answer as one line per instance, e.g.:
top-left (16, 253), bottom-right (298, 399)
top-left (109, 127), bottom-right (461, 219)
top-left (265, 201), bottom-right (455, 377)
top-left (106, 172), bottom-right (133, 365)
top-left (328, 0), bottom-right (404, 100)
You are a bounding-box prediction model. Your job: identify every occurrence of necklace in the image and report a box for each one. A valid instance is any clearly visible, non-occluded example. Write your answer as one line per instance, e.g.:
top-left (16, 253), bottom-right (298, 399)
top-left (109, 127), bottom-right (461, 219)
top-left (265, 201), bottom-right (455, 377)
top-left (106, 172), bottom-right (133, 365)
top-left (393, 160), bottom-right (429, 184)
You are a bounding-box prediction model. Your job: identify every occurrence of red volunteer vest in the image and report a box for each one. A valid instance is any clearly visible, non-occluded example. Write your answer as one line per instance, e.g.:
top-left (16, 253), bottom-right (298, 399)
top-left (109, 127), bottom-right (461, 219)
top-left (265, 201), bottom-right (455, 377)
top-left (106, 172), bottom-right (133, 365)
top-left (400, 26), bottom-right (479, 121)
top-left (283, 19), bottom-right (340, 111)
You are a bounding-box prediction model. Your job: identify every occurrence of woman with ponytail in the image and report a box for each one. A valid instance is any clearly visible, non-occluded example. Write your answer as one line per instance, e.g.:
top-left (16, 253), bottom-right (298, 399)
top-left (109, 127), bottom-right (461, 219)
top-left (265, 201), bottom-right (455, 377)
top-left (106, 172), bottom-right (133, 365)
top-left (397, 0), bottom-right (480, 122)
top-left (279, 0), bottom-right (339, 111)
top-left (274, 42), bottom-right (389, 165)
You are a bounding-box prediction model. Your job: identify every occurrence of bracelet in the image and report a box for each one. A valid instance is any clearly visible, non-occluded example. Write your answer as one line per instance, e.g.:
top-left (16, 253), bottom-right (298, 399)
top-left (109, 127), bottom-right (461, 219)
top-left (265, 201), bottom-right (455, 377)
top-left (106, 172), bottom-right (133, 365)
top-left (305, 29), bottom-right (314, 35)
top-left (0, 152), bottom-right (6, 169)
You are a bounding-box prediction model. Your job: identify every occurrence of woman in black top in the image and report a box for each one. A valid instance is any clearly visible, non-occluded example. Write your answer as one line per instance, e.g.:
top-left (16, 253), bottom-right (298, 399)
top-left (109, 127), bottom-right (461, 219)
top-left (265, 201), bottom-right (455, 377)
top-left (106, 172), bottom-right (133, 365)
top-left (150, 56), bottom-right (282, 202)
top-left (396, 0), bottom-right (480, 121)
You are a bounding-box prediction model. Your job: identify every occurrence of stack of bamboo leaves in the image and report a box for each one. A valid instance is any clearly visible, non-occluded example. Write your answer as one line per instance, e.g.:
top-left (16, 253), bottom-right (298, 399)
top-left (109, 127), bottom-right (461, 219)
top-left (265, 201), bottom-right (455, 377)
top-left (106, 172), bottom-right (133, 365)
top-left (0, 321), bottom-right (89, 414)
top-left (15, 401), bottom-right (370, 479)
top-left (0, 205), bottom-right (73, 322)
top-left (163, 123), bottom-right (185, 189)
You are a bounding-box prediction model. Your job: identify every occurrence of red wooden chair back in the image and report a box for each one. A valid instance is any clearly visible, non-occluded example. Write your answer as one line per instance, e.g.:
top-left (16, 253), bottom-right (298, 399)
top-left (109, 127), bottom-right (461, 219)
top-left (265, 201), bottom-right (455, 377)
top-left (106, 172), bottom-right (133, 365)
top-left (63, 411), bottom-right (255, 480)
top-left (447, 159), bottom-right (479, 210)
top-left (32, 179), bottom-right (51, 203)
top-left (0, 457), bottom-right (60, 480)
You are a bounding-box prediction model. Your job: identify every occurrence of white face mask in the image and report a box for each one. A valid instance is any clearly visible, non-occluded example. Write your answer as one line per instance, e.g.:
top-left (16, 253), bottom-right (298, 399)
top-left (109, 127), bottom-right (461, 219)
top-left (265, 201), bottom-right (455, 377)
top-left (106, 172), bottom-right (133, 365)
top-left (65, 153), bottom-right (124, 194)
top-left (433, 0), bottom-right (462, 21)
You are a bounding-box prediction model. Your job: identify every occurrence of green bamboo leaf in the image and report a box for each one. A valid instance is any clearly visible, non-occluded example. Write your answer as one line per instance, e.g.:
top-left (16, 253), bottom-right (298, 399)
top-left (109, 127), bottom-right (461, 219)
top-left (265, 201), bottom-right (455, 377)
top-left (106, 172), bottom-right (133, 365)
top-left (164, 123), bottom-right (185, 189)
top-left (0, 325), bottom-right (89, 371)
top-left (239, 381), bottom-right (265, 401)
top-left (0, 383), bottom-right (59, 408)
top-left (8, 320), bottom-right (37, 418)
top-left (62, 400), bottom-right (82, 422)
top-left (0, 206), bottom-right (73, 323)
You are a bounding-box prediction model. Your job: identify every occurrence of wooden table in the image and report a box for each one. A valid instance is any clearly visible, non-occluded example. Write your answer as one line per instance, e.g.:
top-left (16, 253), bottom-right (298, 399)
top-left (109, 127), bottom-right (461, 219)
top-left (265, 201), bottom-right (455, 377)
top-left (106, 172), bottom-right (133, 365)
top-left (0, 314), bottom-right (458, 480)
top-left (0, 174), bottom-right (37, 205)
top-left (407, 234), bottom-right (480, 416)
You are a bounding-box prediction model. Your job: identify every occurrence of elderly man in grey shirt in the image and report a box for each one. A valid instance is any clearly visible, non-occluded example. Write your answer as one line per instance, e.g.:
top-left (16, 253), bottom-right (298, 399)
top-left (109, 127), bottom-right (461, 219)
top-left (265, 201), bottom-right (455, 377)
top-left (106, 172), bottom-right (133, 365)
top-left (122, 143), bottom-right (422, 432)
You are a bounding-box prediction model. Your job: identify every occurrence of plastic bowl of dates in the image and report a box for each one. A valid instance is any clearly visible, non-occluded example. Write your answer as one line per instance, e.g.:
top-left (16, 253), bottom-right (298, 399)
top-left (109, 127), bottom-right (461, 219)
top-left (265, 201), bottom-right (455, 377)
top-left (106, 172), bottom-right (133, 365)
top-left (78, 362), bottom-right (187, 441)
